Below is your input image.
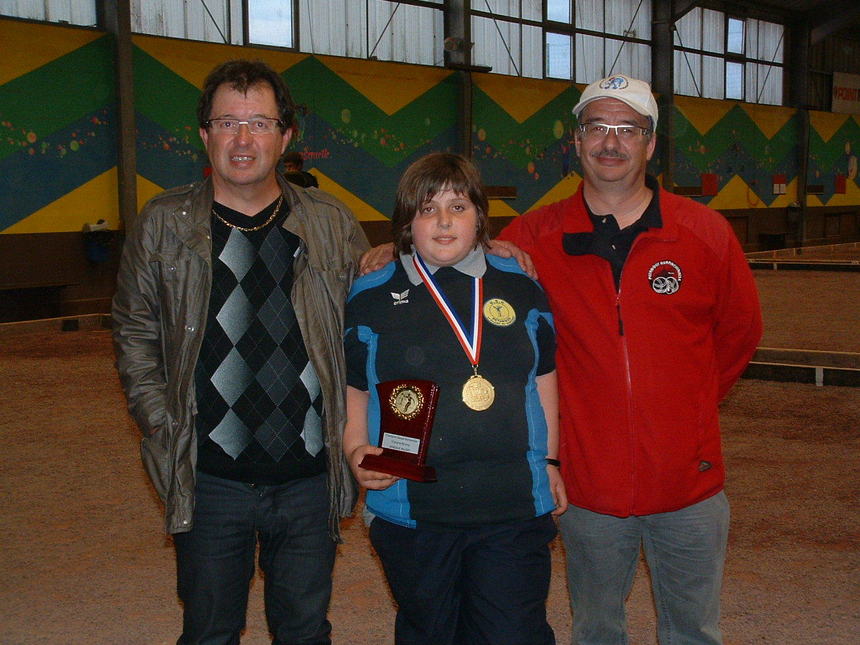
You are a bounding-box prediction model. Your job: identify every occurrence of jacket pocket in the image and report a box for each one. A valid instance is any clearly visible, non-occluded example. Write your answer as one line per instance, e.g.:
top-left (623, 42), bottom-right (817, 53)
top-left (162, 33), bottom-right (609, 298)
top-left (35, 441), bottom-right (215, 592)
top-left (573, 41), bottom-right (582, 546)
top-left (151, 252), bottom-right (183, 302)
top-left (140, 421), bottom-right (171, 502)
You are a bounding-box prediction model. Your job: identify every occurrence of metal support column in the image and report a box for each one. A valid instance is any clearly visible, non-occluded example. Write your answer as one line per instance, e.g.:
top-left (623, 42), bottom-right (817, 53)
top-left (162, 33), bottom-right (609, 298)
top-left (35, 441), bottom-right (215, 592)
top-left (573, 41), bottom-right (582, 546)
top-left (651, 0), bottom-right (675, 189)
top-left (789, 19), bottom-right (812, 245)
top-left (445, 0), bottom-right (472, 157)
top-left (100, 0), bottom-right (137, 228)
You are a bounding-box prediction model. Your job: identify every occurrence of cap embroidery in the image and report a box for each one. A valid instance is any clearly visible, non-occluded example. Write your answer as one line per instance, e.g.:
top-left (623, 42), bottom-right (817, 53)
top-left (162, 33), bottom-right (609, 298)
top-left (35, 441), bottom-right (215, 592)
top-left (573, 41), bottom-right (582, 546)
top-left (601, 75), bottom-right (629, 90)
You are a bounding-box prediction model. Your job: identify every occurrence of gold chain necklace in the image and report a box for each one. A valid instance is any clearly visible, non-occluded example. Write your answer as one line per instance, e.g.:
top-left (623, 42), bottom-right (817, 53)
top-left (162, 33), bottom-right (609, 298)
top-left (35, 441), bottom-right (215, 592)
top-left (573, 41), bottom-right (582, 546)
top-left (212, 194), bottom-right (284, 232)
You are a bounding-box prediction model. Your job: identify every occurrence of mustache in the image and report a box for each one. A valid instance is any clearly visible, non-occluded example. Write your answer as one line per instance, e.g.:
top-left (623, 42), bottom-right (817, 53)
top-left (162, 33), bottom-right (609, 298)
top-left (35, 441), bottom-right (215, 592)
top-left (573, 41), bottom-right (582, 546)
top-left (590, 148), bottom-right (629, 160)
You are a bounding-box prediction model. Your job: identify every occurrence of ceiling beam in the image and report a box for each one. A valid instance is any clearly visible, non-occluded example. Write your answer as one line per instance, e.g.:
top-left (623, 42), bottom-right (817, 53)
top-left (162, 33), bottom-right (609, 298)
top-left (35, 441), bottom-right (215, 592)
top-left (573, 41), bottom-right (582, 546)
top-left (672, 0), bottom-right (699, 23)
top-left (809, 2), bottom-right (860, 44)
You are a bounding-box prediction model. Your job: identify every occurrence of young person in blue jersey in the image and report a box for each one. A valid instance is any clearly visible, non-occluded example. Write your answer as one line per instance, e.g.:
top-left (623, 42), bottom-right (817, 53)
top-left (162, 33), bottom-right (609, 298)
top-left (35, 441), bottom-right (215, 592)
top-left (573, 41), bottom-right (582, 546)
top-left (343, 152), bottom-right (568, 645)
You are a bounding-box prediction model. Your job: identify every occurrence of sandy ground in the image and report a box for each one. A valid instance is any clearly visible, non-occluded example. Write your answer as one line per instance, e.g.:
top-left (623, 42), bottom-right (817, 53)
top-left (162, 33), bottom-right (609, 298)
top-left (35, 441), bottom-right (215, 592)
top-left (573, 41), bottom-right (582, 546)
top-left (0, 267), bottom-right (858, 644)
top-left (753, 270), bottom-right (859, 353)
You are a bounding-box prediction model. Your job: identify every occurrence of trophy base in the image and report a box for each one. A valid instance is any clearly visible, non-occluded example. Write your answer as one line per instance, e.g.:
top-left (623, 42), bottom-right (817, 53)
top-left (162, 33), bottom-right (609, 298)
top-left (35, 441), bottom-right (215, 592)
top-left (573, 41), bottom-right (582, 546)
top-left (359, 453), bottom-right (437, 482)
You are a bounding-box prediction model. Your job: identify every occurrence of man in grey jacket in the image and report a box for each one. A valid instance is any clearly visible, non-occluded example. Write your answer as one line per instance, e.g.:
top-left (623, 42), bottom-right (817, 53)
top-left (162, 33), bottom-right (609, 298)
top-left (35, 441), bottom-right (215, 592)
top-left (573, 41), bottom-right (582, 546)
top-left (112, 59), bottom-right (369, 645)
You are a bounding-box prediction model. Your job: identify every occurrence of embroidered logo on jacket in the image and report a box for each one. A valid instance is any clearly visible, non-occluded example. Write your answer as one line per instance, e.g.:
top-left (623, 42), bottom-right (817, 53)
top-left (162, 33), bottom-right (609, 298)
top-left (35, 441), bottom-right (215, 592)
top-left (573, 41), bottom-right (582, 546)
top-left (648, 260), bottom-right (682, 294)
top-left (391, 289), bottom-right (409, 305)
top-left (483, 298), bottom-right (516, 326)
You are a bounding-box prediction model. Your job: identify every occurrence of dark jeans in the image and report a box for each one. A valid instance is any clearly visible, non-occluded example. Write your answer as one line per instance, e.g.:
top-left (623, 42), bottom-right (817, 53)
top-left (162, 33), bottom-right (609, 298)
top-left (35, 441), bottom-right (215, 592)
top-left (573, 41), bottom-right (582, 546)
top-left (174, 470), bottom-right (335, 645)
top-left (370, 514), bottom-right (557, 645)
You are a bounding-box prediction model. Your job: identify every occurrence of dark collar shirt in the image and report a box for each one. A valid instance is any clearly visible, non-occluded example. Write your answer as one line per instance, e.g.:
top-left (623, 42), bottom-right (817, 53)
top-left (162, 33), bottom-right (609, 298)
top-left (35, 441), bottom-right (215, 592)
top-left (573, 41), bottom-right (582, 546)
top-left (563, 176), bottom-right (663, 290)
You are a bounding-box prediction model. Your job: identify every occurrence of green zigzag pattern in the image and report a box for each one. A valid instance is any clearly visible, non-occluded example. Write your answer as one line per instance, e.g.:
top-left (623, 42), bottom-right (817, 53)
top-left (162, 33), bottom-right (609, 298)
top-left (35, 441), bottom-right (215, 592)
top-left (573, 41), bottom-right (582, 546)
top-left (285, 57), bottom-right (458, 167)
top-left (471, 85), bottom-right (580, 168)
top-left (670, 103), bottom-right (859, 202)
top-left (808, 118), bottom-right (860, 171)
top-left (4, 23), bottom-right (856, 218)
top-left (672, 105), bottom-right (798, 173)
top-left (133, 46), bottom-right (205, 151)
top-left (0, 35), bottom-right (115, 163)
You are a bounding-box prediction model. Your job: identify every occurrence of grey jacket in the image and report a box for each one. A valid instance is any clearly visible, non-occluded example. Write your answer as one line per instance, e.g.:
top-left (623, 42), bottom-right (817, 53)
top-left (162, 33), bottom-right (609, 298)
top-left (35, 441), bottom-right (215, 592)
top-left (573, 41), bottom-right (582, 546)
top-left (112, 176), bottom-right (369, 537)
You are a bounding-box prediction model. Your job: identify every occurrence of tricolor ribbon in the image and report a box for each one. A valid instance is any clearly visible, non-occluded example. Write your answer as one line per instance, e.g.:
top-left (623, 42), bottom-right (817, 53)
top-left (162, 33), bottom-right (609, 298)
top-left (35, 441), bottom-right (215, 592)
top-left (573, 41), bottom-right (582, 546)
top-left (413, 253), bottom-right (483, 369)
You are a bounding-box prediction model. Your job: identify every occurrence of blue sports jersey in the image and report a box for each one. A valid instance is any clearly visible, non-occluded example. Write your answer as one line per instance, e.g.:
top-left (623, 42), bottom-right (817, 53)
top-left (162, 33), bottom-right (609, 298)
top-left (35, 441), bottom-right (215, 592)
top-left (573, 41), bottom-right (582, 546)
top-left (344, 253), bottom-right (556, 528)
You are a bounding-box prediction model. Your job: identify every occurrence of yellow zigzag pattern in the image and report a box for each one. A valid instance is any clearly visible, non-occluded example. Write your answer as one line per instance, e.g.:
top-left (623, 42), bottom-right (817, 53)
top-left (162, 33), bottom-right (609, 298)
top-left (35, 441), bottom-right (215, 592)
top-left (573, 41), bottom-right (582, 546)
top-left (320, 57), bottom-right (455, 117)
top-left (134, 34), bottom-right (454, 117)
top-left (5, 168), bottom-right (120, 233)
top-left (674, 96), bottom-right (735, 136)
top-left (809, 110), bottom-right (853, 143)
top-left (0, 20), bottom-right (102, 86)
top-left (133, 35), bottom-right (310, 89)
top-left (737, 103), bottom-right (795, 140)
top-left (314, 169), bottom-right (386, 221)
top-left (675, 95), bottom-right (796, 140)
top-left (678, 94), bottom-right (857, 144)
top-left (474, 75), bottom-right (572, 124)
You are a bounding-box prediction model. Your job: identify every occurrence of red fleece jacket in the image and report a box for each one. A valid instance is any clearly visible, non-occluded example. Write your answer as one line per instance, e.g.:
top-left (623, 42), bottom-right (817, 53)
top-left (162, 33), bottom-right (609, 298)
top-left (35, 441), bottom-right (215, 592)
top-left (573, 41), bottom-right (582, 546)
top-left (498, 182), bottom-right (762, 516)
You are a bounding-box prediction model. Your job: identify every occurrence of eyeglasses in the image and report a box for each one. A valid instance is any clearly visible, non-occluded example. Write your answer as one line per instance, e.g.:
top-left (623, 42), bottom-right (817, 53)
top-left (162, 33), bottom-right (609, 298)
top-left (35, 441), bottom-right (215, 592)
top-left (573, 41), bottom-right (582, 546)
top-left (578, 122), bottom-right (652, 140)
top-left (204, 117), bottom-right (284, 135)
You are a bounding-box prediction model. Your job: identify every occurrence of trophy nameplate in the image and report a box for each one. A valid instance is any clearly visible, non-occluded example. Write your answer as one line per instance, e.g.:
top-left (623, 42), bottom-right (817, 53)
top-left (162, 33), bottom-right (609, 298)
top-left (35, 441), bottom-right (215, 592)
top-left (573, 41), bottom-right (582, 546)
top-left (359, 379), bottom-right (439, 482)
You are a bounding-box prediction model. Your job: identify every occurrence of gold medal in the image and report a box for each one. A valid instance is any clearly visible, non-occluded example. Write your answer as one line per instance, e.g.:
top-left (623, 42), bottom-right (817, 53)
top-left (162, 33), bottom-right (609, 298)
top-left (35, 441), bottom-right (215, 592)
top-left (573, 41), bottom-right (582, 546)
top-left (462, 374), bottom-right (495, 411)
top-left (412, 254), bottom-right (494, 411)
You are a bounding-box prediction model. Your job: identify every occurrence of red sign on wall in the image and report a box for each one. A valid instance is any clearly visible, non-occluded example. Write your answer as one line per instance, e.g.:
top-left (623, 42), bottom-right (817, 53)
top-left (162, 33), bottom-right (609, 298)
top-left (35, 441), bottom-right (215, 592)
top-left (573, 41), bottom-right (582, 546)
top-left (835, 174), bottom-right (846, 194)
top-left (701, 173), bottom-right (718, 196)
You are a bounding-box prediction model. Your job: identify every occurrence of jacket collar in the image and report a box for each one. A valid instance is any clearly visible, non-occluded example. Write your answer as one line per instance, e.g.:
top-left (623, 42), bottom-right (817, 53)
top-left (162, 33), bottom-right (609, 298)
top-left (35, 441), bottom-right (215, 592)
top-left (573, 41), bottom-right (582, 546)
top-left (401, 246), bottom-right (487, 286)
top-left (277, 174), bottom-right (307, 239)
top-left (165, 178), bottom-right (215, 262)
top-left (167, 176), bottom-right (306, 262)
top-left (562, 175), bottom-right (677, 255)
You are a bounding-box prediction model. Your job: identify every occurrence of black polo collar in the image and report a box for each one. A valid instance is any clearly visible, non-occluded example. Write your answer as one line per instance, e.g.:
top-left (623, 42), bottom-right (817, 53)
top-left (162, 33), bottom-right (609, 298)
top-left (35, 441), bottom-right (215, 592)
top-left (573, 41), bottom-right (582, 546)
top-left (563, 175), bottom-right (663, 257)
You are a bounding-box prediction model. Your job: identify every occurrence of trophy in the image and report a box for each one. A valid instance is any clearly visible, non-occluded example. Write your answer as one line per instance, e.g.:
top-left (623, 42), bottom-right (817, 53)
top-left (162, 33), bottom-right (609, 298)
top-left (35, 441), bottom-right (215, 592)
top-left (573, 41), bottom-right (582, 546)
top-left (359, 379), bottom-right (439, 482)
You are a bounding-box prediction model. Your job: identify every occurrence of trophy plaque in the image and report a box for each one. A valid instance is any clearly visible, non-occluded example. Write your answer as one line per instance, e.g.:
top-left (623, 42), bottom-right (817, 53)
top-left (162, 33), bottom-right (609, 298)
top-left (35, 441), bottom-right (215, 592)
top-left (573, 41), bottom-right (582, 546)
top-left (359, 379), bottom-right (439, 482)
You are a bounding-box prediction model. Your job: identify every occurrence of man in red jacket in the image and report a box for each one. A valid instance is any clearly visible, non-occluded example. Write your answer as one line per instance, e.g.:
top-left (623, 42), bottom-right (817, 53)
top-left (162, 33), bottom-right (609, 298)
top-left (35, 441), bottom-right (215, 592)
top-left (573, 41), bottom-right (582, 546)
top-left (496, 74), bottom-right (762, 645)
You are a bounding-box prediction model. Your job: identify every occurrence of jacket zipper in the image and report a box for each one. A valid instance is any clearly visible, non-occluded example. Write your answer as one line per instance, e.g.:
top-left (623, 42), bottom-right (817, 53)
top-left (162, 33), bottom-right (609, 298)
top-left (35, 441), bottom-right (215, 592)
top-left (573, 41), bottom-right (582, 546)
top-left (616, 241), bottom-right (638, 517)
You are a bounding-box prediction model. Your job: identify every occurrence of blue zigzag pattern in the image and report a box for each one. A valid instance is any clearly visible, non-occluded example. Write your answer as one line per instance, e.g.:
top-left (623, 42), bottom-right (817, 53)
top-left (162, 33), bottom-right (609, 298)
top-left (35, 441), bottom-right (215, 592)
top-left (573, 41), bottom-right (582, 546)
top-left (0, 108), bottom-right (117, 231)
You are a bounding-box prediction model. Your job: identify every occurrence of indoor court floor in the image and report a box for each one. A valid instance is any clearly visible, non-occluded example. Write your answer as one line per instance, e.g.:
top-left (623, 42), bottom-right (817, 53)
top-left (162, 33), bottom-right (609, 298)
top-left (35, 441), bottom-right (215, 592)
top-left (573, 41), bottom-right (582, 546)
top-left (0, 250), bottom-right (857, 644)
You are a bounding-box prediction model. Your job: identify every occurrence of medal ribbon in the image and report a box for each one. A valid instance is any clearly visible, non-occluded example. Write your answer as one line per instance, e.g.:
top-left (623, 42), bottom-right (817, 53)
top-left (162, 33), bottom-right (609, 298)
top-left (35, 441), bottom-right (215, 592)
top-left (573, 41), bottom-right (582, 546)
top-left (413, 254), bottom-right (483, 369)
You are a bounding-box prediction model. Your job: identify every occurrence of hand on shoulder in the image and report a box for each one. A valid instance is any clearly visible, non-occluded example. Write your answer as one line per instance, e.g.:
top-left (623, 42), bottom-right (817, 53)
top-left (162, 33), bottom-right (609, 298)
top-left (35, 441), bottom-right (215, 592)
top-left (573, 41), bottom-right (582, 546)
top-left (488, 239), bottom-right (537, 279)
top-left (360, 242), bottom-right (396, 275)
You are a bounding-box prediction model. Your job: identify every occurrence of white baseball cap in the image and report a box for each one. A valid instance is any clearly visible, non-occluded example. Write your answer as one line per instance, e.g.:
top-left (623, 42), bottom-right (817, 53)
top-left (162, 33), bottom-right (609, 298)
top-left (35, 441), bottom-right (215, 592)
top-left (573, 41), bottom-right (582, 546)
top-left (572, 74), bottom-right (659, 129)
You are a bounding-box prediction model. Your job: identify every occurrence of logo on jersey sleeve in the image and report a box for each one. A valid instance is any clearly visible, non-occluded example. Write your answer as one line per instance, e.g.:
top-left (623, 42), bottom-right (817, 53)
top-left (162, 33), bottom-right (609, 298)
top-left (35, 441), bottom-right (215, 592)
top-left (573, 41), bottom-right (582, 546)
top-left (483, 298), bottom-right (516, 326)
top-left (647, 260), bottom-right (682, 295)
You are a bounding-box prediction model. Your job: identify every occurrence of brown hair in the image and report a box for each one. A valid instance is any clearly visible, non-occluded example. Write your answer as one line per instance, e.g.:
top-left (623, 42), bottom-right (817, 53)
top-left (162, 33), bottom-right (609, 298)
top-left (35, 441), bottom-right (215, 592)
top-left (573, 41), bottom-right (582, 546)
top-left (282, 150), bottom-right (304, 168)
top-left (197, 59), bottom-right (295, 132)
top-left (392, 153), bottom-right (490, 256)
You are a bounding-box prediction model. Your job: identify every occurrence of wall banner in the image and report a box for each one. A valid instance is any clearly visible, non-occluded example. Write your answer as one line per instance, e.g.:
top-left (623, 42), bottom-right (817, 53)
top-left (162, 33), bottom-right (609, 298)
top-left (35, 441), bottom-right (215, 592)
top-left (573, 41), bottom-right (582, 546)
top-left (832, 72), bottom-right (860, 115)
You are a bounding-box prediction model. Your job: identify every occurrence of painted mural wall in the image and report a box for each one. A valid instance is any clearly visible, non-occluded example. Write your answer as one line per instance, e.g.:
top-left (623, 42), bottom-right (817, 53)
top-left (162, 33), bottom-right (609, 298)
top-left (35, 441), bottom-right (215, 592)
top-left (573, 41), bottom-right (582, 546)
top-left (1, 17), bottom-right (859, 240)
top-left (807, 110), bottom-right (860, 208)
top-left (673, 96), bottom-right (860, 210)
top-left (470, 74), bottom-right (584, 218)
top-left (131, 35), bottom-right (460, 224)
top-left (0, 21), bottom-right (117, 234)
